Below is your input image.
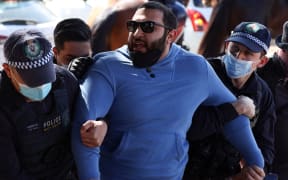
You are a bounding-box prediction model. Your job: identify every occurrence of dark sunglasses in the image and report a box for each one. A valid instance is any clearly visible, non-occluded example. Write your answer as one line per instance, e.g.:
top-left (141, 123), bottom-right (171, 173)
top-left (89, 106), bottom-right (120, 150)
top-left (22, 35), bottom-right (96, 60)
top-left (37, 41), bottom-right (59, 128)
top-left (126, 20), bottom-right (171, 33)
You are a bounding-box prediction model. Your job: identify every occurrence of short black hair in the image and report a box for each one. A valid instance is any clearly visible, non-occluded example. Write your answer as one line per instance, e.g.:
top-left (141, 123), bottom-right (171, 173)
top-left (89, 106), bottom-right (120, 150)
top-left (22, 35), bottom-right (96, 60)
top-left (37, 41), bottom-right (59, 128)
top-left (138, 1), bottom-right (178, 30)
top-left (53, 18), bottom-right (92, 49)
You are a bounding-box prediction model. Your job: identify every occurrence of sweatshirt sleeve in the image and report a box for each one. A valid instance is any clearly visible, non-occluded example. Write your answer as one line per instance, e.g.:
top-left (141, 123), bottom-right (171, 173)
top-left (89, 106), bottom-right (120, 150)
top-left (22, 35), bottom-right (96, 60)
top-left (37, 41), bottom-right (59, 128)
top-left (0, 111), bottom-right (33, 180)
top-left (71, 60), bottom-right (114, 180)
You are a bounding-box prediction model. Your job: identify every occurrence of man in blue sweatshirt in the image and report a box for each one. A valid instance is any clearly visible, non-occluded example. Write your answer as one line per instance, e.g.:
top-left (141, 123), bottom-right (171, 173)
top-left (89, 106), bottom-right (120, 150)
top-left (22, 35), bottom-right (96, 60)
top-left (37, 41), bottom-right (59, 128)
top-left (71, 1), bottom-right (265, 179)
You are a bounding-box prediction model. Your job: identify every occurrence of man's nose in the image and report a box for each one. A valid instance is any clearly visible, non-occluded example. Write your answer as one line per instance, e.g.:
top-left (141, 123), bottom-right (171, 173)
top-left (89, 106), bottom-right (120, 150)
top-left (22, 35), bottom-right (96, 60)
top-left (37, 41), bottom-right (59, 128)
top-left (133, 26), bottom-right (144, 37)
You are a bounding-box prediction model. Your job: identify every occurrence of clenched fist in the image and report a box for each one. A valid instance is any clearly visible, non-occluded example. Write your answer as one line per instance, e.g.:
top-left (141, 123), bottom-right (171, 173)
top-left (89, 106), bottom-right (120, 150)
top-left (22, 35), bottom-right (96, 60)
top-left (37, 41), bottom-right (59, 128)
top-left (80, 120), bottom-right (108, 147)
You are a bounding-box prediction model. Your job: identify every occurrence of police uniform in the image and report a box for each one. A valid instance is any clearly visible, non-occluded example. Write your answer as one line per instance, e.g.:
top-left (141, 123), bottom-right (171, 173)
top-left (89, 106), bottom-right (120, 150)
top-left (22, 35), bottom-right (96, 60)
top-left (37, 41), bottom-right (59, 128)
top-left (0, 66), bottom-right (79, 179)
top-left (184, 57), bottom-right (276, 179)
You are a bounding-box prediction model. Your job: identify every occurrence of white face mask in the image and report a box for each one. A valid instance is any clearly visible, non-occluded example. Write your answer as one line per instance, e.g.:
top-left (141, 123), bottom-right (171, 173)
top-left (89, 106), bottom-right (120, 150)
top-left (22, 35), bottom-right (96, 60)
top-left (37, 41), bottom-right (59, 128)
top-left (223, 53), bottom-right (253, 78)
top-left (18, 82), bottom-right (52, 101)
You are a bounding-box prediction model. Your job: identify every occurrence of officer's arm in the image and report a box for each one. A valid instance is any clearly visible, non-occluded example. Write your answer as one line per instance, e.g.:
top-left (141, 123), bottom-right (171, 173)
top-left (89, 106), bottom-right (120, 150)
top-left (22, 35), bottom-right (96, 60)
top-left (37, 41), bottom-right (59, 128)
top-left (187, 103), bottom-right (238, 141)
top-left (251, 88), bottom-right (277, 172)
top-left (187, 95), bottom-right (255, 141)
top-left (0, 111), bottom-right (32, 179)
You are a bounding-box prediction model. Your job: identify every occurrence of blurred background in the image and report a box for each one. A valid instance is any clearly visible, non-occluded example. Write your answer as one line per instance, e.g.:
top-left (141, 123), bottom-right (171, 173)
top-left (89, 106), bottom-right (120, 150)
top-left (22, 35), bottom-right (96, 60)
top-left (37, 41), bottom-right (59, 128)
top-left (0, 0), bottom-right (215, 65)
top-left (0, 0), bottom-right (277, 68)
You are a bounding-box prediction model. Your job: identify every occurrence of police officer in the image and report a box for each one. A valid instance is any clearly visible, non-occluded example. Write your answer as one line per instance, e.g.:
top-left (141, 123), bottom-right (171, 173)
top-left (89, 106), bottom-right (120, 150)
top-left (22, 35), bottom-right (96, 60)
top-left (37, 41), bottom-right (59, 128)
top-left (258, 20), bottom-right (288, 179)
top-left (184, 22), bottom-right (277, 179)
top-left (0, 29), bottom-right (79, 179)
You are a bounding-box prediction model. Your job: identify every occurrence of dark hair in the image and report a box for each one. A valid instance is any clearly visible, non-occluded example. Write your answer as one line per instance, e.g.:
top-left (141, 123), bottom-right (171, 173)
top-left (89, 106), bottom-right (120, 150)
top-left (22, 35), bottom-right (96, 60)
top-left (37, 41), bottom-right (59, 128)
top-left (53, 18), bottom-right (92, 50)
top-left (150, 0), bottom-right (187, 24)
top-left (138, 1), bottom-right (178, 30)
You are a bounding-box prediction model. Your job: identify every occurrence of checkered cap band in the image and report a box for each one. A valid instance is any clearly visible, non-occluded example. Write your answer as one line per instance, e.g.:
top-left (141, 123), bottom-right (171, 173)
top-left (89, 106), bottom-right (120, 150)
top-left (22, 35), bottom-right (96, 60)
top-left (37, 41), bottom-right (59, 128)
top-left (231, 32), bottom-right (268, 52)
top-left (7, 49), bottom-right (53, 70)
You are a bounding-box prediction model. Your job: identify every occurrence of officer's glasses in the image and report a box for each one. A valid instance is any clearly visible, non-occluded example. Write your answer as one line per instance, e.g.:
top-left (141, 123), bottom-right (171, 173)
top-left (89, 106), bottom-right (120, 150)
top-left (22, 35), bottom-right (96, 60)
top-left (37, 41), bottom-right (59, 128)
top-left (126, 20), bottom-right (171, 33)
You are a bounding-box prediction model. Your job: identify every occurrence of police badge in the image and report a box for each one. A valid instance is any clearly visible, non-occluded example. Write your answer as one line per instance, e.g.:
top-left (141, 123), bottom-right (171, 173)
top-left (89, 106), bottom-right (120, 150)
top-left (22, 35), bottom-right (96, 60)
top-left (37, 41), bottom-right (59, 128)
top-left (24, 39), bottom-right (43, 60)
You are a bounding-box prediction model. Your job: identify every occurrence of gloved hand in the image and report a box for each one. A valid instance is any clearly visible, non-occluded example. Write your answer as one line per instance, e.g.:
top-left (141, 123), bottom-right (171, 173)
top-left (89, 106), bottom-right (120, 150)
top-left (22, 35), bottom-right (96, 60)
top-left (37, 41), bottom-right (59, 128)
top-left (232, 95), bottom-right (255, 119)
top-left (68, 56), bottom-right (94, 79)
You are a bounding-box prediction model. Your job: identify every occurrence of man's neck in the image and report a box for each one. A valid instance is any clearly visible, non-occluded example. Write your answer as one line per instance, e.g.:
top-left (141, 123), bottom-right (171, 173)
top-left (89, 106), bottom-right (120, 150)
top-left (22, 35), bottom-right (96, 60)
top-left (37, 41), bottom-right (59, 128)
top-left (231, 74), bottom-right (251, 89)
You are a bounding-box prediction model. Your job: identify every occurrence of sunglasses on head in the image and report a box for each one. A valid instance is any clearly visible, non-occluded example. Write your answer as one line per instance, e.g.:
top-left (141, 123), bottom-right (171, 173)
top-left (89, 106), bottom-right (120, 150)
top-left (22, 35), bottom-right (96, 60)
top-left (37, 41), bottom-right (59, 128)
top-left (126, 20), bottom-right (171, 33)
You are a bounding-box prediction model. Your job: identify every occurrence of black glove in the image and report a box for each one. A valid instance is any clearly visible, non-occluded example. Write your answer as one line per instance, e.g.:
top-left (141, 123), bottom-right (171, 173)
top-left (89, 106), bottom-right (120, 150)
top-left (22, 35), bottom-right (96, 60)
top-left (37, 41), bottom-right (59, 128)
top-left (68, 56), bottom-right (94, 79)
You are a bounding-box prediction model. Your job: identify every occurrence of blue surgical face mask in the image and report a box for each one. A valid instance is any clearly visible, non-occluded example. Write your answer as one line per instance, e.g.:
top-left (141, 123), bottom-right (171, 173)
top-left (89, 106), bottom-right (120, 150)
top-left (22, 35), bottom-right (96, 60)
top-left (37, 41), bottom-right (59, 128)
top-left (223, 53), bottom-right (253, 78)
top-left (18, 82), bottom-right (52, 101)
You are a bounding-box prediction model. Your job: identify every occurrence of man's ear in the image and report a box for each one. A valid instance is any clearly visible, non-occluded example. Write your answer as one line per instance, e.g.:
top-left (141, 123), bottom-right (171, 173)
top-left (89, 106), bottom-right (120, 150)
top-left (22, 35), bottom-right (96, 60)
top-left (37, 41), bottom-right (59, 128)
top-left (224, 41), bottom-right (230, 53)
top-left (173, 24), bottom-right (185, 43)
top-left (168, 29), bottom-right (178, 43)
top-left (257, 55), bottom-right (269, 68)
top-left (2, 63), bottom-right (12, 78)
top-left (53, 46), bottom-right (62, 60)
top-left (52, 47), bottom-right (58, 56)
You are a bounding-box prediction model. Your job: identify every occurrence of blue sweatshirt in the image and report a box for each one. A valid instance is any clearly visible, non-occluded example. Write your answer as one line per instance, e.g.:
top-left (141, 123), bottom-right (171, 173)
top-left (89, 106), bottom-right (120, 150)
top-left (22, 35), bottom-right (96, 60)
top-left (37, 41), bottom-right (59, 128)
top-left (72, 44), bottom-right (264, 180)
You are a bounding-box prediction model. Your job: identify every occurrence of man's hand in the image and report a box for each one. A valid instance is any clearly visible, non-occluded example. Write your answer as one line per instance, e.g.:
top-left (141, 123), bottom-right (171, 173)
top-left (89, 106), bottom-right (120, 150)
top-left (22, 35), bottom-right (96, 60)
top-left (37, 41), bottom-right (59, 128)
top-left (232, 165), bottom-right (265, 180)
top-left (232, 95), bottom-right (255, 119)
top-left (80, 120), bottom-right (108, 147)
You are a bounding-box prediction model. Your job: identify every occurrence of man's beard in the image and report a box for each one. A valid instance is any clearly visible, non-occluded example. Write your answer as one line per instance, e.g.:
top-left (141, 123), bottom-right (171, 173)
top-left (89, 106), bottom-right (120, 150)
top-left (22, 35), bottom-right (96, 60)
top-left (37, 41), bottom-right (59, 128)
top-left (128, 33), bottom-right (167, 68)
